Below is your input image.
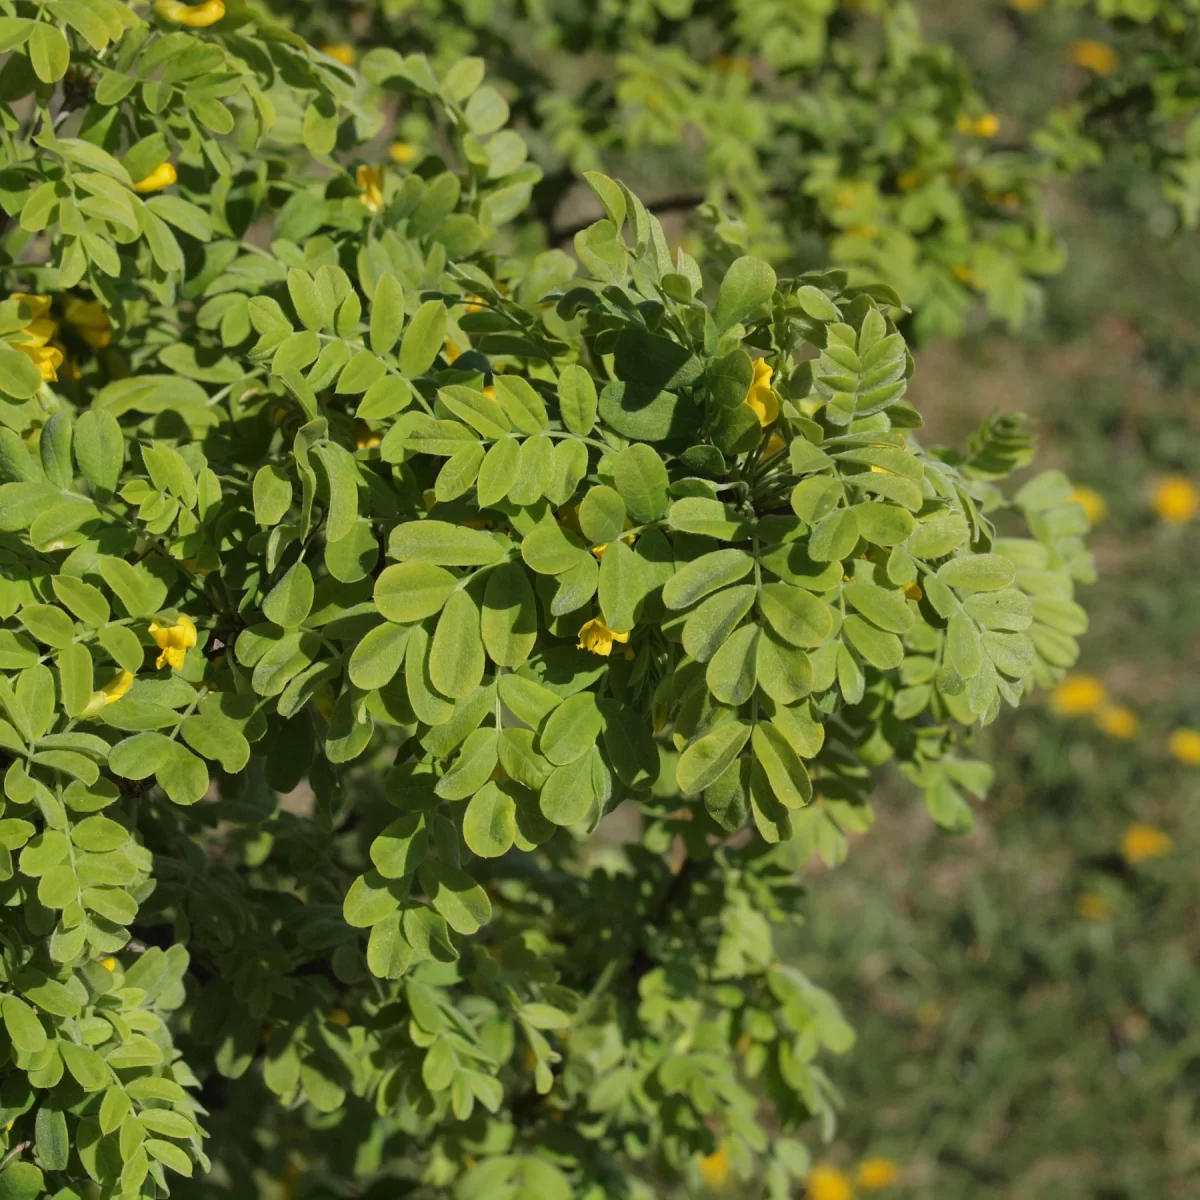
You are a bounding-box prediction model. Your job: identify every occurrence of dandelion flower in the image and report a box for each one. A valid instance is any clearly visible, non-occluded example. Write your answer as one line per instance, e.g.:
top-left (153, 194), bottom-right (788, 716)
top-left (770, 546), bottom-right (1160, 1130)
top-left (1121, 823), bottom-right (1171, 865)
top-left (1167, 728), bottom-right (1200, 766)
top-left (1048, 673), bottom-right (1106, 716)
top-left (1152, 476), bottom-right (1198, 524)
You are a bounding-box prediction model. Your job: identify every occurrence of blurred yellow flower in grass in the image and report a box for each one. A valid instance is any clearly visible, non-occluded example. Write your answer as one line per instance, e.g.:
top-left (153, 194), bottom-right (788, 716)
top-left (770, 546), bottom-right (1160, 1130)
top-left (149, 614), bottom-right (197, 671)
top-left (1095, 704), bottom-right (1138, 740)
top-left (1121, 823), bottom-right (1172, 865)
top-left (1069, 41), bottom-right (1119, 76)
top-left (356, 165), bottom-right (384, 214)
top-left (389, 141), bottom-right (418, 165)
top-left (698, 1145), bottom-right (729, 1188)
top-left (1049, 672), bottom-right (1106, 716)
top-left (744, 359), bottom-right (779, 426)
top-left (1075, 892), bottom-right (1111, 921)
top-left (1152, 476), bottom-right (1198, 524)
top-left (808, 1164), bottom-right (853, 1200)
top-left (857, 1157), bottom-right (900, 1190)
top-left (1167, 728), bottom-right (1200, 766)
top-left (322, 43), bottom-right (356, 66)
top-left (915, 1001), bottom-right (942, 1028)
top-left (1070, 486), bottom-right (1106, 525)
top-left (101, 956), bottom-right (118, 971)
top-left (578, 616), bottom-right (630, 657)
top-left (327, 1008), bottom-right (351, 1026)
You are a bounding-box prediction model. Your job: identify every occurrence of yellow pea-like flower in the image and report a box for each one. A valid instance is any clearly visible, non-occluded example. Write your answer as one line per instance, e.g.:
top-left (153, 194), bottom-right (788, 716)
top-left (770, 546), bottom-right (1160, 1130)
top-left (327, 1008), bottom-right (351, 1026)
top-left (389, 141), bottom-right (417, 165)
top-left (133, 162), bottom-right (178, 194)
top-left (1068, 40), bottom-right (1119, 77)
top-left (101, 956), bottom-right (118, 971)
top-left (148, 614), bottom-right (197, 671)
top-left (697, 1145), bottom-right (729, 1187)
top-left (156, 0), bottom-right (225, 27)
top-left (956, 113), bottom-right (999, 138)
top-left (356, 164), bottom-right (385, 214)
top-left (65, 298), bottom-right (113, 350)
top-left (743, 358), bottom-right (779, 426)
top-left (577, 616), bottom-right (631, 657)
top-left (322, 43), bottom-right (356, 67)
top-left (101, 670), bottom-right (135, 704)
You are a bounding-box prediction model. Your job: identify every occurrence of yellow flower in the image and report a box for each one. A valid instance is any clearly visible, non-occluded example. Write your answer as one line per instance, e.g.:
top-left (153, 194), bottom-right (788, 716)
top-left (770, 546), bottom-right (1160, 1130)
top-left (389, 141), bottom-right (417, 165)
top-left (1094, 704), bottom-right (1138, 740)
top-left (896, 168), bottom-right (922, 192)
top-left (155, 0), bottom-right (224, 26)
top-left (903, 581), bottom-right (923, 601)
top-left (133, 161), bottom-right (177, 194)
top-left (101, 670), bottom-right (135, 705)
top-left (857, 1158), bottom-right (900, 1190)
top-left (1075, 893), bottom-right (1110, 921)
top-left (18, 343), bottom-right (63, 381)
top-left (327, 1008), bottom-right (351, 1026)
top-left (65, 298), bottom-right (112, 349)
top-left (915, 1001), bottom-right (942, 1028)
top-left (808, 1164), bottom-right (853, 1200)
top-left (591, 519), bottom-right (636, 559)
top-left (951, 263), bottom-right (980, 288)
top-left (578, 616), bottom-right (631, 657)
top-left (322, 43), bottom-right (356, 67)
top-left (956, 113), bottom-right (999, 137)
top-left (698, 1146), bottom-right (729, 1188)
top-left (1167, 728), bottom-right (1200, 767)
top-left (444, 337), bottom-right (462, 363)
top-left (148, 614), bottom-right (197, 671)
top-left (9, 295), bottom-right (63, 381)
top-left (1069, 40), bottom-right (1119, 76)
top-left (1121, 823), bottom-right (1172, 865)
top-left (1048, 673), bottom-right (1106, 717)
top-left (101, 956), bottom-right (118, 971)
top-left (1070, 486), bottom-right (1106, 525)
top-left (1152, 475), bottom-right (1198, 524)
top-left (354, 419), bottom-right (381, 450)
top-left (764, 433), bottom-right (786, 457)
top-left (356, 164), bottom-right (384, 215)
top-left (744, 358), bottom-right (779, 426)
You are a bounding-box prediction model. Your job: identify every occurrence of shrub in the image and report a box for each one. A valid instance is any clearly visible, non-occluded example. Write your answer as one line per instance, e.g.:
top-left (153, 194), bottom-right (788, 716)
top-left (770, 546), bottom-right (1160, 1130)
top-left (0, 5), bottom-right (1093, 1198)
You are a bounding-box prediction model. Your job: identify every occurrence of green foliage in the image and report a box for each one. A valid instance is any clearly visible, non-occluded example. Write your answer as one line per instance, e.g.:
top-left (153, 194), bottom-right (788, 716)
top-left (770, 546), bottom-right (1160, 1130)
top-left (0, 3), bottom-right (1105, 1199)
top-left (286, 0), bottom-right (1200, 341)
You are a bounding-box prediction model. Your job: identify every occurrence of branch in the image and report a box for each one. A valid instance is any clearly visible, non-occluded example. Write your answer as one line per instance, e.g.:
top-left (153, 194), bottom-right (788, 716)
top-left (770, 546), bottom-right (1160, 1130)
top-left (627, 854), bottom-right (703, 987)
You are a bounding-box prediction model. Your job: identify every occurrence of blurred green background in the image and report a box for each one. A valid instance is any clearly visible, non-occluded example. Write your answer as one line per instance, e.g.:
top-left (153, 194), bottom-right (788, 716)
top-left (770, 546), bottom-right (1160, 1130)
top-left (781, 3), bottom-right (1200, 1197)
